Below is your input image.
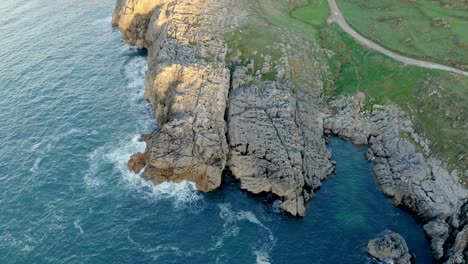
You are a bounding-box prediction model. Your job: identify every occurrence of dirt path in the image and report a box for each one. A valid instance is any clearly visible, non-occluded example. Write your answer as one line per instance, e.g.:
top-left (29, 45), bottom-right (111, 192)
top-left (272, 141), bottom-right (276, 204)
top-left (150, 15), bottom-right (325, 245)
top-left (327, 0), bottom-right (468, 77)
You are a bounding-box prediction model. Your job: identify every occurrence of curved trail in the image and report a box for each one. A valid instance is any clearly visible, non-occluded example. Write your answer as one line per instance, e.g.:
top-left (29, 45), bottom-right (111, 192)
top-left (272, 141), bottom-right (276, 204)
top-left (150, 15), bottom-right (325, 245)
top-left (327, 0), bottom-right (468, 77)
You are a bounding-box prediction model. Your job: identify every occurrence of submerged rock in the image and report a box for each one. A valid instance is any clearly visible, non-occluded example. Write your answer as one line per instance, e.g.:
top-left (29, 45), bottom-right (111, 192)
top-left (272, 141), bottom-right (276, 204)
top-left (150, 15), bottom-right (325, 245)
top-left (367, 231), bottom-right (412, 264)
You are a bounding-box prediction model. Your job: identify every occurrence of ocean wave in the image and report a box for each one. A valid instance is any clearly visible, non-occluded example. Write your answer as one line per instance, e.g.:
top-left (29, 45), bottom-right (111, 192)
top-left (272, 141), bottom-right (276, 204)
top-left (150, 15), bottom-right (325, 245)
top-left (217, 203), bottom-right (276, 263)
top-left (254, 247), bottom-right (272, 264)
top-left (108, 135), bottom-right (203, 208)
top-left (121, 52), bottom-right (155, 133)
top-left (29, 157), bottom-right (41, 173)
top-left (73, 219), bottom-right (85, 235)
top-left (91, 16), bottom-right (112, 26)
top-left (83, 132), bottom-right (204, 211)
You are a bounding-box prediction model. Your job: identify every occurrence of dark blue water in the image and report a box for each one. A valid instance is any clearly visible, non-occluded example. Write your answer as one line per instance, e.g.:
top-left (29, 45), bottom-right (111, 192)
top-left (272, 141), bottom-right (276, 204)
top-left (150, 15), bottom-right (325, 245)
top-left (0, 0), bottom-right (432, 263)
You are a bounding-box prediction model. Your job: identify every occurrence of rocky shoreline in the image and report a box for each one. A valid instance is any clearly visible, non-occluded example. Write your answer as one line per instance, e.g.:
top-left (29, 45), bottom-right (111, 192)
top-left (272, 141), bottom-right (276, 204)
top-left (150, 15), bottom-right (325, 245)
top-left (112, 0), bottom-right (467, 262)
top-left (324, 95), bottom-right (467, 263)
top-left (112, 0), bottom-right (335, 216)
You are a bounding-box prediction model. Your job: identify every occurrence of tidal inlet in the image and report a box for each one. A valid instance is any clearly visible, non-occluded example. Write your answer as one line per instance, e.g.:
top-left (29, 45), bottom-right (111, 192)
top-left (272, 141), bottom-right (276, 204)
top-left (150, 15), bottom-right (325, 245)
top-left (0, 0), bottom-right (467, 263)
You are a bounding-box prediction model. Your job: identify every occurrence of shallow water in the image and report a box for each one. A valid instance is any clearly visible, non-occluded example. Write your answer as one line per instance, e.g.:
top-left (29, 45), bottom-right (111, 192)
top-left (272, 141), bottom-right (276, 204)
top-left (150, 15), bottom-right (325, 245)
top-left (0, 0), bottom-right (433, 263)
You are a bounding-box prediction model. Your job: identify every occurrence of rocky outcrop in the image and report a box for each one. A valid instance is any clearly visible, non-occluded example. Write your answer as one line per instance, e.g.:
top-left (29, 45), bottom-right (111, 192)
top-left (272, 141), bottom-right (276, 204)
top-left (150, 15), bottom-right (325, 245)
top-left (113, 0), bottom-right (232, 191)
top-left (112, 0), bottom-right (334, 215)
top-left (324, 95), bottom-right (468, 262)
top-left (228, 72), bottom-right (334, 216)
top-left (228, 83), bottom-right (334, 216)
top-left (112, 0), bottom-right (160, 48)
top-left (444, 221), bottom-right (468, 264)
top-left (367, 231), bottom-right (412, 264)
top-left (113, 0), bottom-right (467, 259)
top-left (128, 152), bottom-right (146, 173)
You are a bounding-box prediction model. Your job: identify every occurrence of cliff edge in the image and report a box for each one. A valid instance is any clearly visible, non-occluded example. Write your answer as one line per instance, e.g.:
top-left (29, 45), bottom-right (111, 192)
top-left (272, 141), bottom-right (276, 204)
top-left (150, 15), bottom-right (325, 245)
top-left (112, 0), bottom-right (468, 261)
top-left (112, 0), bottom-right (335, 216)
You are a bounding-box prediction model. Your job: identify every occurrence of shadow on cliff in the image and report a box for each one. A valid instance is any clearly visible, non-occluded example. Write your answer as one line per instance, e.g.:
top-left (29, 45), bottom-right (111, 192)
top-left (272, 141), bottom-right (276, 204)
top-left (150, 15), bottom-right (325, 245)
top-left (201, 169), bottom-right (302, 220)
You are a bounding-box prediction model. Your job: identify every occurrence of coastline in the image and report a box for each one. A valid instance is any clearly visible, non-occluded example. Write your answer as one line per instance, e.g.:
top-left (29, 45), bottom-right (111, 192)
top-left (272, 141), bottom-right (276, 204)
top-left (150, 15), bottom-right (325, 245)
top-left (111, 0), bottom-right (467, 262)
top-left (324, 95), bottom-right (467, 262)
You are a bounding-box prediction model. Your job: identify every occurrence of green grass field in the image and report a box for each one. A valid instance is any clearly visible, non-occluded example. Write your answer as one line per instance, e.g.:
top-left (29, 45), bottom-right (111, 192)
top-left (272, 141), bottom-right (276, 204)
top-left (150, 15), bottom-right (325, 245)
top-left (337, 0), bottom-right (468, 69)
top-left (291, 0), bottom-right (330, 27)
top-left (320, 25), bottom-right (468, 176)
top-left (225, 0), bottom-right (468, 184)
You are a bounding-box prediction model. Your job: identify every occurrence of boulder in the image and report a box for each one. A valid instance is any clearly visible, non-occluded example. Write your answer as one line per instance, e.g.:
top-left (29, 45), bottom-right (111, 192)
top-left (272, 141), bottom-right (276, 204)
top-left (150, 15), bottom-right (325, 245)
top-left (128, 152), bottom-right (146, 173)
top-left (367, 231), bottom-right (412, 264)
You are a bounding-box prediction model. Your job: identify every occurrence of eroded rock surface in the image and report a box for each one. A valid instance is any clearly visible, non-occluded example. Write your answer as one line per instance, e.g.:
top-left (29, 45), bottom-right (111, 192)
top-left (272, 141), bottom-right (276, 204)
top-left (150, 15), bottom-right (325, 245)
top-left (112, 0), bottom-right (334, 214)
top-left (113, 0), bottom-right (234, 191)
top-left (367, 231), bottom-right (412, 264)
top-left (113, 0), bottom-right (468, 260)
top-left (228, 81), bottom-right (334, 216)
top-left (128, 152), bottom-right (146, 173)
top-left (324, 96), bottom-right (468, 261)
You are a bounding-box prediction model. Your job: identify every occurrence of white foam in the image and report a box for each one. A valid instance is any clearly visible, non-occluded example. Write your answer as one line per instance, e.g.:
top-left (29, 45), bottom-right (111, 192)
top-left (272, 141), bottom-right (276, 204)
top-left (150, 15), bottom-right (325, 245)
top-left (218, 203), bottom-right (271, 235)
top-left (122, 54), bottom-right (155, 133)
top-left (217, 203), bottom-right (276, 261)
top-left (83, 146), bottom-right (106, 190)
top-left (84, 50), bottom-right (151, 191)
top-left (29, 157), bottom-right (41, 173)
top-left (94, 133), bottom-right (204, 209)
top-left (254, 248), bottom-right (272, 264)
top-left (272, 199), bottom-right (282, 213)
top-left (92, 16), bottom-right (112, 26)
top-left (73, 219), bottom-right (84, 235)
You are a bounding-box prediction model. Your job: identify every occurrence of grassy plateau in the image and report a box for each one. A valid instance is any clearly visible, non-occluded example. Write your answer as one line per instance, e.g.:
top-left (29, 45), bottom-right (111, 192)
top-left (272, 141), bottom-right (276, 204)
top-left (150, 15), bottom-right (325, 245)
top-left (225, 0), bottom-right (468, 185)
top-left (337, 0), bottom-right (468, 69)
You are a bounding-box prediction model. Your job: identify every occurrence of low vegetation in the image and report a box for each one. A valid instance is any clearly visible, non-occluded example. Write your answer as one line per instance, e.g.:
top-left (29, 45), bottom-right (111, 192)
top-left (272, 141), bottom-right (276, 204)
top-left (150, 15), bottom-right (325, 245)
top-left (337, 0), bottom-right (468, 69)
top-left (224, 0), bottom-right (467, 184)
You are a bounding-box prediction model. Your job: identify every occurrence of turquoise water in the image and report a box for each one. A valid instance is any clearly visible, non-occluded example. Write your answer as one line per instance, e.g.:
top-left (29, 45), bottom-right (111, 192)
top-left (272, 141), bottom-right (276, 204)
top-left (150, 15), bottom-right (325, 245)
top-left (0, 0), bottom-right (433, 263)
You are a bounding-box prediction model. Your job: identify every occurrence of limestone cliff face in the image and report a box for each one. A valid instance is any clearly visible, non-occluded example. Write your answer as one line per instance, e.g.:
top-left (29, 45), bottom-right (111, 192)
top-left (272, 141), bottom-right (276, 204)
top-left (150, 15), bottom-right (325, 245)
top-left (112, 0), bottom-right (159, 48)
top-left (112, 0), bottom-right (335, 215)
top-left (113, 0), bottom-right (230, 191)
top-left (113, 0), bottom-right (467, 259)
top-left (228, 84), bottom-right (334, 216)
top-left (227, 59), bottom-right (334, 215)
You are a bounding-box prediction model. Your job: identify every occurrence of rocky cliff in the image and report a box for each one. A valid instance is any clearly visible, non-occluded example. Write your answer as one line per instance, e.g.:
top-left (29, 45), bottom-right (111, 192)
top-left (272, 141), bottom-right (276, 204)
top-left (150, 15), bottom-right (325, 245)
top-left (113, 0), bottom-right (231, 192)
top-left (112, 0), bottom-right (334, 216)
top-left (112, 0), bottom-right (467, 260)
top-left (324, 95), bottom-right (468, 263)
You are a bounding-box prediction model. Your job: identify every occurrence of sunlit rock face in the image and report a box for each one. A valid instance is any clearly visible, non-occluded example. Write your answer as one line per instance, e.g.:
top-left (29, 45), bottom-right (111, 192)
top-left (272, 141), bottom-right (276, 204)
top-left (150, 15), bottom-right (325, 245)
top-left (113, 0), bottom-right (333, 215)
top-left (113, 0), bottom-right (231, 192)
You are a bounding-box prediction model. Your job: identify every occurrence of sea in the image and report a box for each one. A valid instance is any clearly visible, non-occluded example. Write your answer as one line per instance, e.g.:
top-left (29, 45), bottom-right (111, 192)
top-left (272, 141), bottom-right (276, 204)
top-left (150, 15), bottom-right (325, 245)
top-left (0, 0), bottom-right (433, 263)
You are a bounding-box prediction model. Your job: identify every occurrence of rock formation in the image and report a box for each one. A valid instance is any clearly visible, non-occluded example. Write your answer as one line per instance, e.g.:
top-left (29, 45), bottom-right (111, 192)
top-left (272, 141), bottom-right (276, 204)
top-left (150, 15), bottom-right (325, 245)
top-left (112, 0), bottom-right (467, 260)
top-left (324, 95), bottom-right (468, 262)
top-left (228, 81), bottom-right (334, 216)
top-left (367, 231), bottom-right (412, 264)
top-left (128, 152), bottom-right (146, 173)
top-left (112, 0), bottom-right (334, 215)
top-left (113, 0), bottom-right (233, 192)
